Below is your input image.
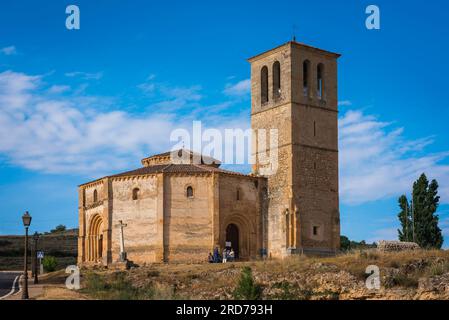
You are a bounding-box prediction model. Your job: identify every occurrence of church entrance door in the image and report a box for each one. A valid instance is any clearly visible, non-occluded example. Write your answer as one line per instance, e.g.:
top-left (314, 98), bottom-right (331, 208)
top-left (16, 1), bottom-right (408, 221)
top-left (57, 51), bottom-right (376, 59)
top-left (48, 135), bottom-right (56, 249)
top-left (225, 223), bottom-right (239, 259)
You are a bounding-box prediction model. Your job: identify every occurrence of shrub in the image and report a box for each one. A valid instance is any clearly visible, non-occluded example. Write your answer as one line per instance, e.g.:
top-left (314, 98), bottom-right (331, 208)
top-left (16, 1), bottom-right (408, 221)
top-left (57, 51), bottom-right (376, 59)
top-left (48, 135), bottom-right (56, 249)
top-left (427, 260), bottom-right (449, 276)
top-left (271, 281), bottom-right (312, 300)
top-left (42, 256), bottom-right (58, 272)
top-left (0, 240), bottom-right (12, 246)
top-left (147, 270), bottom-right (160, 277)
top-left (388, 272), bottom-right (419, 288)
top-left (233, 267), bottom-right (262, 300)
top-left (84, 272), bottom-right (109, 292)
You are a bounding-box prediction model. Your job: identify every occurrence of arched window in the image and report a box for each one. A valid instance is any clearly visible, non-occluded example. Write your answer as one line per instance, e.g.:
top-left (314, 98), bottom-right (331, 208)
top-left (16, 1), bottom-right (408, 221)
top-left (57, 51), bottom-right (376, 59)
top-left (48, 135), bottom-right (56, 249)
top-left (93, 189), bottom-right (98, 203)
top-left (236, 189), bottom-right (240, 201)
top-left (272, 61), bottom-right (281, 99)
top-left (186, 186), bottom-right (194, 198)
top-left (303, 60), bottom-right (310, 96)
top-left (132, 188), bottom-right (140, 200)
top-left (317, 63), bottom-right (325, 99)
top-left (260, 66), bottom-right (268, 104)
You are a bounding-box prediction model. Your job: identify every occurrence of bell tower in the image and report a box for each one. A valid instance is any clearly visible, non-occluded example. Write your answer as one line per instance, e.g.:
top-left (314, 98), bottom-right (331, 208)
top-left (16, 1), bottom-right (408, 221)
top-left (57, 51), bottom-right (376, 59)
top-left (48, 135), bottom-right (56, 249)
top-left (249, 41), bottom-right (341, 257)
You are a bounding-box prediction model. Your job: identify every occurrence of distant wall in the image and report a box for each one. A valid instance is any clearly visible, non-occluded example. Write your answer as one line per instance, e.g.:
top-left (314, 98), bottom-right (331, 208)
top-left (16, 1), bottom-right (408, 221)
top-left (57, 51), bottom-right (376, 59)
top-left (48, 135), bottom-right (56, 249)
top-left (0, 229), bottom-right (78, 270)
top-left (377, 240), bottom-right (420, 252)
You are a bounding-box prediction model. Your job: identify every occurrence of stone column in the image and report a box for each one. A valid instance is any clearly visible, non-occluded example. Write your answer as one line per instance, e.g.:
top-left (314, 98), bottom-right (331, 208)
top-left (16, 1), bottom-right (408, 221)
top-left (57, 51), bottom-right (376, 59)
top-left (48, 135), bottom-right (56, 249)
top-left (78, 187), bottom-right (86, 264)
top-left (211, 173), bottom-right (220, 249)
top-left (102, 178), bottom-right (112, 265)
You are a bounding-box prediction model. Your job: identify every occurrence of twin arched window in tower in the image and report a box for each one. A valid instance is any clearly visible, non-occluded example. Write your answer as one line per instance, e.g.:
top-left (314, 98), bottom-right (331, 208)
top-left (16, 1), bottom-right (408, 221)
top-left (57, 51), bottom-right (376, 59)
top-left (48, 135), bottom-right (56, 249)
top-left (304, 61), bottom-right (325, 99)
top-left (260, 62), bottom-right (281, 105)
top-left (261, 66), bottom-right (269, 104)
top-left (260, 60), bottom-right (325, 105)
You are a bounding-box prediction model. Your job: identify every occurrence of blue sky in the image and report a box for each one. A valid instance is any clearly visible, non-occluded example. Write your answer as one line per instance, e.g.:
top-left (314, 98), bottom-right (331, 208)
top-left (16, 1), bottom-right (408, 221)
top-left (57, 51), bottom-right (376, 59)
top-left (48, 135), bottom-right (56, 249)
top-left (1, 0), bottom-right (448, 246)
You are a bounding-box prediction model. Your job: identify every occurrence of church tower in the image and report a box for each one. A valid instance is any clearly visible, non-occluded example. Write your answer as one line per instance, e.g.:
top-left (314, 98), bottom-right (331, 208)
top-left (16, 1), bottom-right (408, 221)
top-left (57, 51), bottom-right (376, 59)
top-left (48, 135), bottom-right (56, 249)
top-left (249, 41), bottom-right (341, 257)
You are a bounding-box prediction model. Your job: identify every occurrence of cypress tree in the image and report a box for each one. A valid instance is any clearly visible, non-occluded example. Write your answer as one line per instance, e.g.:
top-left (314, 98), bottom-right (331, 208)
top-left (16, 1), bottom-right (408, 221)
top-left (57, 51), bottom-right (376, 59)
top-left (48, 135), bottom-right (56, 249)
top-left (397, 195), bottom-right (412, 242)
top-left (399, 173), bottom-right (443, 249)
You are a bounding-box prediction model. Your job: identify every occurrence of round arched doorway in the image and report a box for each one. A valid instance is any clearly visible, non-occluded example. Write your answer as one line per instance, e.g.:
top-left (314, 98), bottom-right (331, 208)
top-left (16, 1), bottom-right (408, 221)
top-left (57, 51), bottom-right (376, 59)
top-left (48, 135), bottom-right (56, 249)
top-left (225, 224), bottom-right (240, 259)
top-left (88, 214), bottom-right (104, 263)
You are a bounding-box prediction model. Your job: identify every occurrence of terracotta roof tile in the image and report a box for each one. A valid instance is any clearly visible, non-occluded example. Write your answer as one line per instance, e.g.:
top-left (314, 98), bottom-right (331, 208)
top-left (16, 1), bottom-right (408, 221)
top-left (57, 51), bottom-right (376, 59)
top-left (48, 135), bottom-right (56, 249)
top-left (109, 163), bottom-right (253, 178)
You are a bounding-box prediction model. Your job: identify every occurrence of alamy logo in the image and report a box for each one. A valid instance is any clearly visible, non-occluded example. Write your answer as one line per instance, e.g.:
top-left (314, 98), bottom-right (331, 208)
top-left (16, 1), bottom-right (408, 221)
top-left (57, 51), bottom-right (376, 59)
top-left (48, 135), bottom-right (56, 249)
top-left (365, 5), bottom-right (381, 30)
top-left (65, 265), bottom-right (80, 290)
top-left (365, 265), bottom-right (380, 290)
top-left (170, 121), bottom-right (279, 175)
top-left (66, 5), bottom-right (80, 30)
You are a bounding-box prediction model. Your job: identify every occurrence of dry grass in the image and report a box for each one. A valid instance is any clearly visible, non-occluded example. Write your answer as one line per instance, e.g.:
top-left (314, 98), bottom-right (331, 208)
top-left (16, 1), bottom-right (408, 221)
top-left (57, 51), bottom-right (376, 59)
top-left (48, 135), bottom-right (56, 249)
top-left (33, 250), bottom-right (449, 300)
top-left (37, 286), bottom-right (89, 300)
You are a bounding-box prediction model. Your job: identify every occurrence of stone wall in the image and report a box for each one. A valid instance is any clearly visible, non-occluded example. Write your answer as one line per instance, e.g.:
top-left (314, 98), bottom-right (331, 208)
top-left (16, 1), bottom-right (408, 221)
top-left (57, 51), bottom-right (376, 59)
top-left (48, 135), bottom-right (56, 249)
top-left (377, 241), bottom-right (420, 252)
top-left (249, 42), bottom-right (341, 257)
top-left (218, 174), bottom-right (265, 260)
top-left (111, 175), bottom-right (160, 264)
top-left (163, 174), bottom-right (213, 263)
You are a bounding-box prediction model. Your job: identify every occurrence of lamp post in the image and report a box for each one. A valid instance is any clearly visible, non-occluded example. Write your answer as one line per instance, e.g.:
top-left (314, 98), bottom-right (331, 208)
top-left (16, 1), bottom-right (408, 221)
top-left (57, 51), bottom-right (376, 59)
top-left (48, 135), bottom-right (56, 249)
top-left (21, 211), bottom-right (32, 300)
top-left (33, 232), bottom-right (39, 284)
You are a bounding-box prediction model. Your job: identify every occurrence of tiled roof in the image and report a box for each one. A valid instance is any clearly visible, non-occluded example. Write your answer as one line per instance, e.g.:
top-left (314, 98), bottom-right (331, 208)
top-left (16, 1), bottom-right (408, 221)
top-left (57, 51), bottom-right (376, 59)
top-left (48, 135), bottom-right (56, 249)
top-left (141, 149), bottom-right (221, 166)
top-left (110, 163), bottom-right (252, 178)
top-left (79, 151), bottom-right (258, 187)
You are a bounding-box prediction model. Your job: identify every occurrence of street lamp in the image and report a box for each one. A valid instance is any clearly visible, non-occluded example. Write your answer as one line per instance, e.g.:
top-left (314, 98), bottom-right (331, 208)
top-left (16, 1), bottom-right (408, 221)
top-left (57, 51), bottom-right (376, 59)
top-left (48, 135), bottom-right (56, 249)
top-left (33, 232), bottom-right (39, 284)
top-left (21, 211), bottom-right (32, 300)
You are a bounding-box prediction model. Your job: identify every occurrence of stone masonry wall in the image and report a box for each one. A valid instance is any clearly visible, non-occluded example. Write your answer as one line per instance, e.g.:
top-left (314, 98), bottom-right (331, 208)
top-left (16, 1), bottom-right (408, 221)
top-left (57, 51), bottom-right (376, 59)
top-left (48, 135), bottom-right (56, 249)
top-left (163, 174), bottom-right (213, 263)
top-left (111, 175), bottom-right (160, 264)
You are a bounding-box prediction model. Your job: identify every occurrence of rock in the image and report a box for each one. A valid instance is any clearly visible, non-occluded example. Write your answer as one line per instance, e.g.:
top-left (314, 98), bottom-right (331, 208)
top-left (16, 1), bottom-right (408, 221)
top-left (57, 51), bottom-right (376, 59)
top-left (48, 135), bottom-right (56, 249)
top-left (418, 273), bottom-right (449, 293)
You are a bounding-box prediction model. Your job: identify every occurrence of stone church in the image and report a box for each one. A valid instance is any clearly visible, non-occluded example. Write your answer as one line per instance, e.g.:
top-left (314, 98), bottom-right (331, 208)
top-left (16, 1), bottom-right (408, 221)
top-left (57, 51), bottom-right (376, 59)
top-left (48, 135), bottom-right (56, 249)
top-left (77, 41), bottom-right (341, 266)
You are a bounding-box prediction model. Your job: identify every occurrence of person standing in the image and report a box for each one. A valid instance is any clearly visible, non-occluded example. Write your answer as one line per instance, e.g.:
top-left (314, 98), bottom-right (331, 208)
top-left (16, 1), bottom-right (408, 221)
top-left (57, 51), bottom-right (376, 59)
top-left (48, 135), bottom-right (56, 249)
top-left (229, 248), bottom-right (235, 262)
top-left (222, 248), bottom-right (228, 263)
top-left (213, 246), bottom-right (220, 263)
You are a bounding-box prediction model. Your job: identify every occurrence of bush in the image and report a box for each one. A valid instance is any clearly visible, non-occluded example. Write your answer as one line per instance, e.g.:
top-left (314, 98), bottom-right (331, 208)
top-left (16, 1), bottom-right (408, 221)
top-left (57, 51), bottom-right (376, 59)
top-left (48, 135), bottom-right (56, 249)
top-left (0, 240), bottom-right (12, 246)
top-left (387, 272), bottom-right (419, 288)
top-left (271, 281), bottom-right (312, 300)
top-left (42, 256), bottom-right (58, 272)
top-left (233, 267), bottom-right (262, 300)
top-left (427, 260), bottom-right (449, 276)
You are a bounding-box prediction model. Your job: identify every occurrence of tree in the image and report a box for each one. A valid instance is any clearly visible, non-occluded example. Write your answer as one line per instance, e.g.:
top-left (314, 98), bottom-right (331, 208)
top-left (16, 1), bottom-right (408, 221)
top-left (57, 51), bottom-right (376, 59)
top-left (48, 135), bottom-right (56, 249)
top-left (233, 267), bottom-right (262, 300)
top-left (42, 256), bottom-right (58, 272)
top-left (50, 225), bottom-right (67, 233)
top-left (397, 195), bottom-right (412, 242)
top-left (340, 236), bottom-right (351, 251)
top-left (397, 173), bottom-right (443, 249)
top-left (339, 236), bottom-right (376, 251)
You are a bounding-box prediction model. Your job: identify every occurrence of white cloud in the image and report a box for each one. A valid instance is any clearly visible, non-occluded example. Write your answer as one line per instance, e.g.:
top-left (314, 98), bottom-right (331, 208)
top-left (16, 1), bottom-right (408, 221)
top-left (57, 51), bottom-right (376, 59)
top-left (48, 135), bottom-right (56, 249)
top-left (65, 71), bottom-right (103, 80)
top-left (1, 46), bottom-right (17, 55)
top-left (338, 100), bottom-right (352, 106)
top-left (0, 70), bottom-right (243, 177)
top-left (1, 70), bottom-right (448, 206)
top-left (138, 77), bottom-right (203, 113)
top-left (339, 110), bottom-right (449, 205)
top-left (47, 85), bottom-right (71, 94)
top-left (138, 82), bottom-right (155, 94)
top-left (0, 71), bottom-right (178, 175)
top-left (223, 79), bottom-right (251, 97)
